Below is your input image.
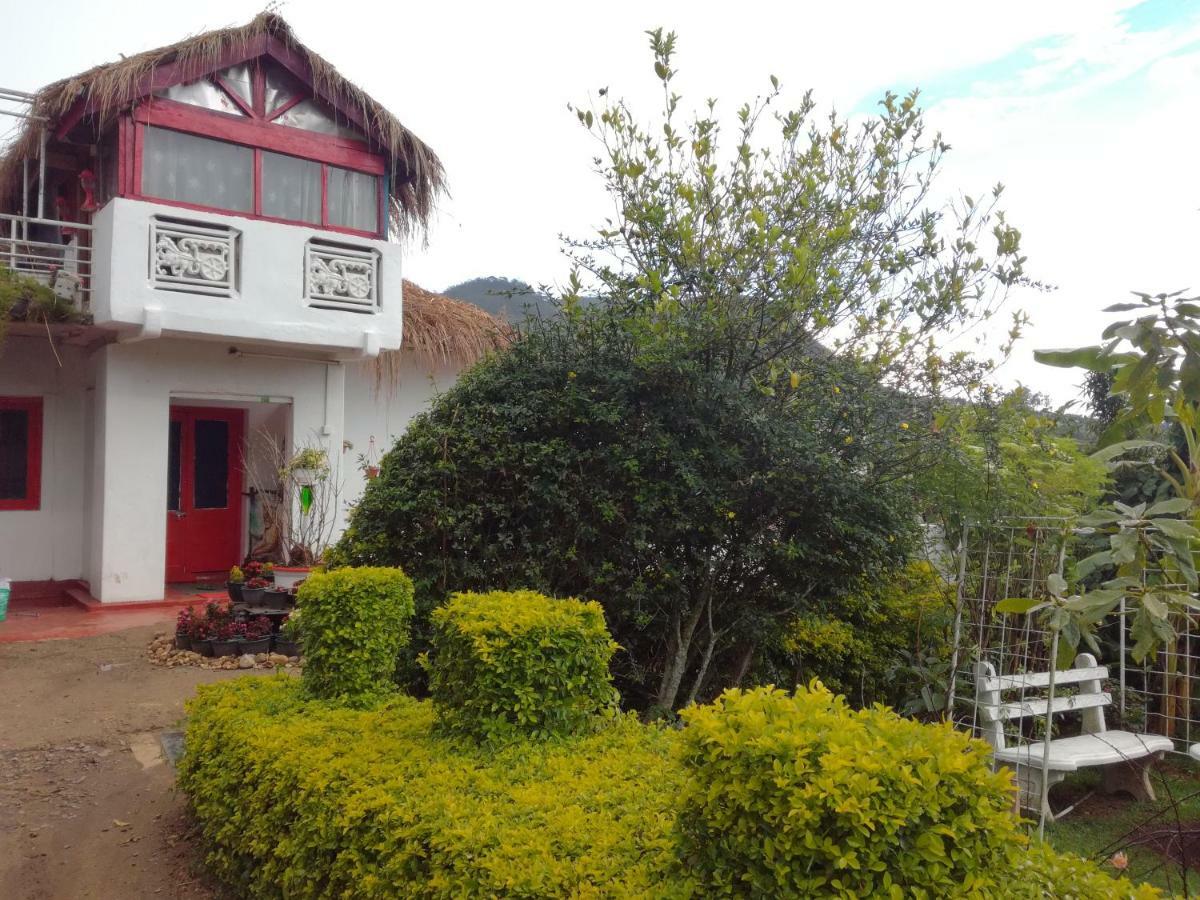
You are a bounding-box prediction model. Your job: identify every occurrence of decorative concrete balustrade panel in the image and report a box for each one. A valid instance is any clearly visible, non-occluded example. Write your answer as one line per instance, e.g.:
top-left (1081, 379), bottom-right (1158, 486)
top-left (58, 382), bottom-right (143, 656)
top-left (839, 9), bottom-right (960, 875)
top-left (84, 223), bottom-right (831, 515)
top-left (304, 239), bottom-right (380, 313)
top-left (150, 217), bottom-right (239, 297)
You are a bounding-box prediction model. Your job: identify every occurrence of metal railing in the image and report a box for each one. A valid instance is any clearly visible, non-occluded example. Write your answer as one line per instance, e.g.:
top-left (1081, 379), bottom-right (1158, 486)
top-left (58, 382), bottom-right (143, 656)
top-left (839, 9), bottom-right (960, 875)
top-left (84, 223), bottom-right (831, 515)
top-left (0, 213), bottom-right (93, 310)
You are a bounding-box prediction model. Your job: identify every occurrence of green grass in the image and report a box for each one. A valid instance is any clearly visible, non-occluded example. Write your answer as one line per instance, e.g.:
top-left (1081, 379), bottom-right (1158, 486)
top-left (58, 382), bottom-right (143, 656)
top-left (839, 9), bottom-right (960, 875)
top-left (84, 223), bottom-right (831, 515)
top-left (1043, 759), bottom-right (1200, 896)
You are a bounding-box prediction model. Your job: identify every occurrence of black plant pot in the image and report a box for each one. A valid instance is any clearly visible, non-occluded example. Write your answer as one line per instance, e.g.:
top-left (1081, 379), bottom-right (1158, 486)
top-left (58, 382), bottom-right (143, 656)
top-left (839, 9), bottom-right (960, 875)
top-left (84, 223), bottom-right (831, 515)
top-left (210, 638), bottom-right (241, 658)
top-left (241, 636), bottom-right (271, 655)
top-left (240, 587), bottom-right (266, 607)
top-left (226, 581), bottom-right (244, 603)
top-left (262, 589), bottom-right (292, 611)
top-left (193, 638), bottom-right (214, 657)
top-left (174, 632), bottom-right (192, 652)
top-left (273, 637), bottom-right (301, 657)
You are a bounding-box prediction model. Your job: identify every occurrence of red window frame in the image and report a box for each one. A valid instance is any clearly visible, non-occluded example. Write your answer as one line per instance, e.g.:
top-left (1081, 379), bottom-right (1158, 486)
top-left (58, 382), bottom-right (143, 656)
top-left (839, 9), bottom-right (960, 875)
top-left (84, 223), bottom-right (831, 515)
top-left (0, 397), bottom-right (44, 512)
top-left (122, 62), bottom-right (388, 239)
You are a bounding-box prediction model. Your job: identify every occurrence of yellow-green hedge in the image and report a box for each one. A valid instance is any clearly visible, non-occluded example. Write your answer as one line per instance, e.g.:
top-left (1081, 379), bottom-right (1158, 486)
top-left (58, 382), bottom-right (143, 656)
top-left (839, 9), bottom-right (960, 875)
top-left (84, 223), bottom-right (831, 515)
top-left (297, 566), bottom-right (414, 706)
top-left (425, 590), bottom-right (618, 741)
top-left (180, 678), bottom-right (1158, 899)
top-left (179, 677), bottom-right (685, 898)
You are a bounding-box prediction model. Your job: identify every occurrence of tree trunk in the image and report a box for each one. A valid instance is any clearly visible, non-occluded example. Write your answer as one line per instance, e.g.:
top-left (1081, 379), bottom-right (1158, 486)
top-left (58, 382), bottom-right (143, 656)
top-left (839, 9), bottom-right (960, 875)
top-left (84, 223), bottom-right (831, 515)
top-left (730, 641), bottom-right (756, 687)
top-left (683, 597), bottom-right (717, 708)
top-left (656, 599), bottom-right (707, 711)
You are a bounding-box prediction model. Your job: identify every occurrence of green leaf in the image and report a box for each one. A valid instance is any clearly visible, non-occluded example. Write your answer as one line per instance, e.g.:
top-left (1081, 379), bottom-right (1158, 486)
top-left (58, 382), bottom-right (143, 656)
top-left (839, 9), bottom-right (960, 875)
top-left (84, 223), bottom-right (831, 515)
top-left (1146, 497), bottom-right (1193, 516)
top-left (1150, 518), bottom-right (1200, 539)
top-left (1091, 439), bottom-right (1166, 463)
top-left (1074, 549), bottom-right (1114, 579)
top-left (1046, 573), bottom-right (1068, 597)
top-left (994, 597), bottom-right (1041, 614)
top-left (1033, 346), bottom-right (1105, 370)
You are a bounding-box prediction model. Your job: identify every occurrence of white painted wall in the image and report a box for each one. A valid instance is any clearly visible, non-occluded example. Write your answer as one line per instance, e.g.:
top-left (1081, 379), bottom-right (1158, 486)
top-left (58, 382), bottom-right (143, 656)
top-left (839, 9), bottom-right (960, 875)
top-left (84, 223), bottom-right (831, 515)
top-left (0, 336), bottom-right (92, 583)
top-left (91, 198), bottom-right (404, 355)
top-left (339, 357), bottom-right (461, 529)
top-left (0, 335), bottom-right (466, 600)
top-left (86, 337), bottom-right (346, 602)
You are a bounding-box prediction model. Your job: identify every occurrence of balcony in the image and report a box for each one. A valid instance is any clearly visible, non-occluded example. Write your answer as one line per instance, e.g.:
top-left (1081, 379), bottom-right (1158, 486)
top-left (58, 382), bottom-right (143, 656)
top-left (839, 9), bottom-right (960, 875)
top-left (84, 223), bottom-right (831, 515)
top-left (90, 198), bottom-right (403, 355)
top-left (0, 213), bottom-right (93, 311)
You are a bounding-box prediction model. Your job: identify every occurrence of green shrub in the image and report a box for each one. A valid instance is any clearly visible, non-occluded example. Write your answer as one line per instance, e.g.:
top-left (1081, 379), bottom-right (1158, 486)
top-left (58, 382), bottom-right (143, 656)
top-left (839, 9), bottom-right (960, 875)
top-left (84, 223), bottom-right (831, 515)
top-left (298, 566), bottom-right (414, 705)
top-left (179, 678), bottom-right (686, 899)
top-left (677, 684), bottom-right (1065, 897)
top-left (426, 590), bottom-right (618, 741)
top-left (180, 678), bottom-right (1157, 899)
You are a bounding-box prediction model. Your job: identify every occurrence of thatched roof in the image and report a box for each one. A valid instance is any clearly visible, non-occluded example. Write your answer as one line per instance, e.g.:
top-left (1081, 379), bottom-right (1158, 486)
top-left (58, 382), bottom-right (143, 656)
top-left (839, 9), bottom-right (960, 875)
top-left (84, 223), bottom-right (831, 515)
top-left (0, 12), bottom-right (444, 235)
top-left (380, 280), bottom-right (510, 382)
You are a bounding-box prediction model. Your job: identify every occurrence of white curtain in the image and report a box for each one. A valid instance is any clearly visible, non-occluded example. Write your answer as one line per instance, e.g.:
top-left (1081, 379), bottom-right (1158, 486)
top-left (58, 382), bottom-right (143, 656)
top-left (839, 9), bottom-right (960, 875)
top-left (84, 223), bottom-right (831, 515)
top-left (143, 127), bottom-right (253, 213)
top-left (327, 166), bottom-right (378, 233)
top-left (262, 152), bottom-right (322, 224)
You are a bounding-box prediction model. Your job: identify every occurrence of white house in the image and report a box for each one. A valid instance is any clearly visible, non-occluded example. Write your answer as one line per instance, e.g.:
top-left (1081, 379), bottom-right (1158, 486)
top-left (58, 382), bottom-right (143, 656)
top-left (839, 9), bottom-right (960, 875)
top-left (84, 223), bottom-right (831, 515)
top-left (0, 14), bottom-right (506, 604)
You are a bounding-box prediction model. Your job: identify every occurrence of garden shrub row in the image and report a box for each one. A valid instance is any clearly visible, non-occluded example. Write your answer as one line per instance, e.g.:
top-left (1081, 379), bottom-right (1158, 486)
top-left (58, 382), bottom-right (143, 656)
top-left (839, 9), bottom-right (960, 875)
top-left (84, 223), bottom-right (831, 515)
top-left (181, 677), bottom-right (1158, 898)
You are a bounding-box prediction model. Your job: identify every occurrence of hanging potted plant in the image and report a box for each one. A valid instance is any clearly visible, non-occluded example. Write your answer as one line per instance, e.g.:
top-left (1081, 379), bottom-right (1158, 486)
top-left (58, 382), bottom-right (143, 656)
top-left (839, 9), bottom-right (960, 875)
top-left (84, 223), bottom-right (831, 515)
top-left (226, 565), bottom-right (245, 604)
top-left (274, 443), bottom-right (337, 585)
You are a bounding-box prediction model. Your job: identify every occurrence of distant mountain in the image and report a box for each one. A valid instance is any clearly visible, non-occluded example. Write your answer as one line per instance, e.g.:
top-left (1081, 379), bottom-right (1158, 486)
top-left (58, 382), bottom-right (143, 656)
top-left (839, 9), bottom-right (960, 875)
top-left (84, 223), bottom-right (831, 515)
top-left (441, 276), bottom-right (556, 323)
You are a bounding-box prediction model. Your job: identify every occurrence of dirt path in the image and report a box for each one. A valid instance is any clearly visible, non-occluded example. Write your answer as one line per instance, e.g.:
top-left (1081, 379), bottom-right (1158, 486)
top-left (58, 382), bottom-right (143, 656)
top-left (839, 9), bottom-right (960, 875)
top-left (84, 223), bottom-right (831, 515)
top-left (0, 625), bottom-right (246, 899)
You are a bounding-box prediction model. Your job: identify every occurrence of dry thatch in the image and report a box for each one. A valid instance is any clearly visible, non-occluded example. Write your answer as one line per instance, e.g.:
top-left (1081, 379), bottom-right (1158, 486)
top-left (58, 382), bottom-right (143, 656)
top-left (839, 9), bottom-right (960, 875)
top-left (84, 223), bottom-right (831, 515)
top-left (371, 279), bottom-right (510, 386)
top-left (0, 12), bottom-right (444, 235)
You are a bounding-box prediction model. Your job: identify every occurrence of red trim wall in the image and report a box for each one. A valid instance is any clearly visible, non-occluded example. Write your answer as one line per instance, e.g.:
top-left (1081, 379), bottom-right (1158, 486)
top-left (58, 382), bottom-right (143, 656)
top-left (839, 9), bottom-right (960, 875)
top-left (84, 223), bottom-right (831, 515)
top-left (0, 396), bottom-right (44, 512)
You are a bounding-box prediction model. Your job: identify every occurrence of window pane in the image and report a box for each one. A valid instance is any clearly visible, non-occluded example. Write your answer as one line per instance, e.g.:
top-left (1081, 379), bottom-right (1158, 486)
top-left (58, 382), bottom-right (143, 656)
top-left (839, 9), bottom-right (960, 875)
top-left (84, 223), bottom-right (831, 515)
top-left (262, 152), bottom-right (321, 224)
top-left (0, 409), bottom-right (29, 500)
top-left (275, 99), bottom-right (364, 141)
top-left (155, 79), bottom-right (247, 116)
top-left (263, 60), bottom-right (303, 115)
top-left (193, 419), bottom-right (229, 510)
top-left (167, 420), bottom-right (181, 512)
top-left (217, 64), bottom-right (254, 110)
top-left (143, 127), bottom-right (253, 213)
top-left (327, 166), bottom-right (378, 232)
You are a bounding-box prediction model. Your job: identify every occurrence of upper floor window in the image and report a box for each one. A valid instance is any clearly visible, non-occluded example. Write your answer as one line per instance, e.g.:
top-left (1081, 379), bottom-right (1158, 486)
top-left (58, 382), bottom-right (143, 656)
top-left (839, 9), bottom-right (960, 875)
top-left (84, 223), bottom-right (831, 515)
top-left (0, 397), bottom-right (43, 512)
top-left (137, 59), bottom-right (383, 237)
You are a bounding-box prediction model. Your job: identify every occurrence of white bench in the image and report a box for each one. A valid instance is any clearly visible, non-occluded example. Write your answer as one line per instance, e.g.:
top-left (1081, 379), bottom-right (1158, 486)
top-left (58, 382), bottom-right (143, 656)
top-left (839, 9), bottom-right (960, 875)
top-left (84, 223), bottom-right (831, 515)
top-left (974, 653), bottom-right (1173, 821)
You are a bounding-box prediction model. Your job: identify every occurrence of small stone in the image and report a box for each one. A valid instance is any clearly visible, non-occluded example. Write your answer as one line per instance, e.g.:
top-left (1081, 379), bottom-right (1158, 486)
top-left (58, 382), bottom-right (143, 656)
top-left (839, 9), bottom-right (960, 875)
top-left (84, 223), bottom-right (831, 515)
top-left (237, 654), bottom-right (255, 669)
top-left (254, 653), bottom-right (268, 663)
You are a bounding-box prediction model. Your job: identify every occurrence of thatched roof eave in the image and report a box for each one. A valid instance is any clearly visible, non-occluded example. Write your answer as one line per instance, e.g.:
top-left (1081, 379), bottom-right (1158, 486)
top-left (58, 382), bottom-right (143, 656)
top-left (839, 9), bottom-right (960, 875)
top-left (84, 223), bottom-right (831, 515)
top-left (0, 12), bottom-right (444, 235)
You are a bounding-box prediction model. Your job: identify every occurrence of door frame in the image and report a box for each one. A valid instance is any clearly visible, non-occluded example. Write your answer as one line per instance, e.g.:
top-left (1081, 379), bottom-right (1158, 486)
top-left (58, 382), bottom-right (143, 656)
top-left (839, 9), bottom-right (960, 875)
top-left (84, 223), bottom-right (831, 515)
top-left (165, 405), bottom-right (246, 583)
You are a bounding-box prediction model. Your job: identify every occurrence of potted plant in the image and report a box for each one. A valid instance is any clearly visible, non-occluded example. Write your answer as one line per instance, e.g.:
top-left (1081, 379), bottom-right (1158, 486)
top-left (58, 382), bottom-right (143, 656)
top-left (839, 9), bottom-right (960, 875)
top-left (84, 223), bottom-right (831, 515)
top-left (190, 616), bottom-right (214, 657)
top-left (174, 608), bottom-right (196, 651)
top-left (227, 565), bottom-right (245, 603)
top-left (241, 616), bottom-right (273, 655)
top-left (241, 560), bottom-right (274, 584)
top-left (288, 447), bottom-right (329, 487)
top-left (210, 620), bottom-right (246, 658)
top-left (272, 566), bottom-right (309, 592)
top-left (262, 582), bottom-right (293, 611)
top-left (241, 576), bottom-right (270, 607)
top-left (274, 610), bottom-right (302, 657)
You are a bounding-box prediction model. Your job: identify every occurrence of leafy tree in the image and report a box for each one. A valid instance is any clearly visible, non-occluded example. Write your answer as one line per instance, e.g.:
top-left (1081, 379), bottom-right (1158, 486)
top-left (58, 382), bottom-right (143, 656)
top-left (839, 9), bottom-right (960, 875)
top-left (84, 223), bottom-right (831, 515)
top-left (1027, 292), bottom-right (1200, 667)
top-left (334, 313), bottom-right (912, 711)
top-left (337, 29), bottom-right (1035, 712)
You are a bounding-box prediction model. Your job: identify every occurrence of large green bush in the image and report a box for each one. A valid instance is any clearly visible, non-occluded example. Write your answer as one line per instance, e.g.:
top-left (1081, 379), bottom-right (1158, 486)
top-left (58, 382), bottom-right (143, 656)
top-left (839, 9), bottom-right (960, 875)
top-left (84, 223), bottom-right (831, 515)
top-left (180, 678), bottom-right (1157, 899)
top-left (298, 566), bottom-right (414, 705)
top-left (426, 590), bottom-right (619, 742)
top-left (676, 684), bottom-right (1023, 896)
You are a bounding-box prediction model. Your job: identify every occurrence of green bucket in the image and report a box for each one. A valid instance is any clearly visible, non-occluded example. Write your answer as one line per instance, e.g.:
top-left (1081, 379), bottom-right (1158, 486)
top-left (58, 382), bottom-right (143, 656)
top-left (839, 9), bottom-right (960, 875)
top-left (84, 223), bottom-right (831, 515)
top-left (0, 586), bottom-right (9, 622)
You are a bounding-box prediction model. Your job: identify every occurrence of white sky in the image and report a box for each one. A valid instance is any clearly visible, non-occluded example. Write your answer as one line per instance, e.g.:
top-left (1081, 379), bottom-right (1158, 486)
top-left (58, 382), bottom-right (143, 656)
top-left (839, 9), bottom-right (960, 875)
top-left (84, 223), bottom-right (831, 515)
top-left (4, 0), bottom-right (1197, 405)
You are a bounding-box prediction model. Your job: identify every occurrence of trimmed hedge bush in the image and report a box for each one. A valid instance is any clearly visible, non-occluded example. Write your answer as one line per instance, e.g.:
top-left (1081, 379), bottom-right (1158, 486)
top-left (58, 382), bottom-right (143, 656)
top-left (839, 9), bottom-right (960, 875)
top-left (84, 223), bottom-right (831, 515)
top-left (179, 678), bottom-right (685, 898)
top-left (298, 566), bottom-right (414, 705)
top-left (677, 684), bottom-right (1025, 896)
top-left (180, 678), bottom-right (1159, 899)
top-left (425, 590), bottom-right (619, 741)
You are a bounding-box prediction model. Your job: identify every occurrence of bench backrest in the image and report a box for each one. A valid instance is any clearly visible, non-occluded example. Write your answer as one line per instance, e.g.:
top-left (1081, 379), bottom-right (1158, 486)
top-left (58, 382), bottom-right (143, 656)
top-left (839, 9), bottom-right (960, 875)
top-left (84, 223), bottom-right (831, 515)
top-left (973, 652), bottom-right (1109, 751)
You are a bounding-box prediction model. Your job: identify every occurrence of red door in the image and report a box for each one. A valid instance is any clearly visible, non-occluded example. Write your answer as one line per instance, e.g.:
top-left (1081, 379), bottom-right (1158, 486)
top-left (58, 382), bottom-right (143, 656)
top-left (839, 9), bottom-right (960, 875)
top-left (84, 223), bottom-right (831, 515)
top-left (166, 407), bottom-right (245, 582)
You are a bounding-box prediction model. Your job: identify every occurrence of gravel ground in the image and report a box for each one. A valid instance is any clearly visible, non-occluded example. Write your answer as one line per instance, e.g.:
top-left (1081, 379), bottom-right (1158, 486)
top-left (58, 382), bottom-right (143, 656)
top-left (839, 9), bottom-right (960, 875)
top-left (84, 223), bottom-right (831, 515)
top-left (0, 624), bottom-right (251, 900)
